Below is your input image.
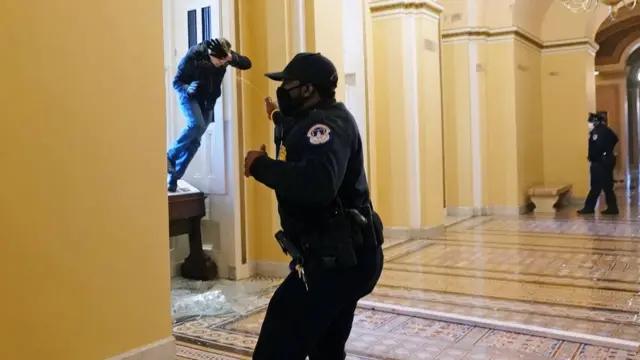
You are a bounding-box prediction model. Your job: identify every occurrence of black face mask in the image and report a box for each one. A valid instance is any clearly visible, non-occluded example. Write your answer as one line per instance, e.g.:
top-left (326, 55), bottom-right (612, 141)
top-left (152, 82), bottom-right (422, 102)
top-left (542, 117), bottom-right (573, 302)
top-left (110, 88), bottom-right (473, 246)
top-left (276, 85), bottom-right (306, 116)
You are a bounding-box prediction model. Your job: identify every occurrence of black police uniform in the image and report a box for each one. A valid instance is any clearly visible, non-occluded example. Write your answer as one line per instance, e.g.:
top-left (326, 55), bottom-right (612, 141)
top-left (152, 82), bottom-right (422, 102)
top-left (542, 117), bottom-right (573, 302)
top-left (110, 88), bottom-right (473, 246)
top-left (579, 114), bottom-right (619, 214)
top-left (248, 53), bottom-right (384, 359)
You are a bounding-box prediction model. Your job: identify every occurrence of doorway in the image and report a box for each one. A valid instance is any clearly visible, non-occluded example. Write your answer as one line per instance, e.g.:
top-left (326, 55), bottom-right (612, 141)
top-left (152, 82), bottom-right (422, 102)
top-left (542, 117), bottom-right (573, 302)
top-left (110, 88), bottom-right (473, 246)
top-left (166, 0), bottom-right (227, 195)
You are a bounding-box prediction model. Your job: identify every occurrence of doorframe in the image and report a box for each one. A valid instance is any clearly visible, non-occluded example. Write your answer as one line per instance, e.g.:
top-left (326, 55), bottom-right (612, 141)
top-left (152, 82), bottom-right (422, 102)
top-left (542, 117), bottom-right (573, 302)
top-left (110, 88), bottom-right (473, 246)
top-left (163, 0), bottom-right (249, 279)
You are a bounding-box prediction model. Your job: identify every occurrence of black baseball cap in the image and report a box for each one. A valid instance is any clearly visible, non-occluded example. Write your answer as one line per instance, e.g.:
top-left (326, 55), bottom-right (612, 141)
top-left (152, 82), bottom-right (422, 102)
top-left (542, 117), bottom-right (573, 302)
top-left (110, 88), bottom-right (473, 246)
top-left (588, 112), bottom-right (605, 123)
top-left (265, 52), bottom-right (338, 89)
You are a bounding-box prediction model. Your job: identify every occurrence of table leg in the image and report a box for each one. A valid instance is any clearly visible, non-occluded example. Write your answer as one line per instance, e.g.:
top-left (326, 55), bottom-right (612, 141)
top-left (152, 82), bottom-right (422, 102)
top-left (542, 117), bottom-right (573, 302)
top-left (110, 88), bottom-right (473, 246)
top-left (180, 215), bottom-right (218, 280)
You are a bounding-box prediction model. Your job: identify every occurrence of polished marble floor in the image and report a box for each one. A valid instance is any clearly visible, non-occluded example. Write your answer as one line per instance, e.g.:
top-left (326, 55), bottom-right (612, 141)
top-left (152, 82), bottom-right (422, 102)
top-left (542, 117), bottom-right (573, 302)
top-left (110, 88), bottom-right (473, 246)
top-left (172, 208), bottom-right (640, 359)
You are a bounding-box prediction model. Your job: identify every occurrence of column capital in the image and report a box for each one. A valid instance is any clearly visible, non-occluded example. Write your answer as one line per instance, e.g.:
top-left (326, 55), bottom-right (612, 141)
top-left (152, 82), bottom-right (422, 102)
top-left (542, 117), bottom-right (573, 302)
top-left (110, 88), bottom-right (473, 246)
top-left (369, 0), bottom-right (444, 18)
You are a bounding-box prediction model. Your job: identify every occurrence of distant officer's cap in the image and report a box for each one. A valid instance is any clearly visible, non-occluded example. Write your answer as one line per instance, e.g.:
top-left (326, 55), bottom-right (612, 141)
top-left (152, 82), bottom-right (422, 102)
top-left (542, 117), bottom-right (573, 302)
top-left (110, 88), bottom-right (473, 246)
top-left (588, 112), bottom-right (605, 123)
top-left (265, 52), bottom-right (338, 89)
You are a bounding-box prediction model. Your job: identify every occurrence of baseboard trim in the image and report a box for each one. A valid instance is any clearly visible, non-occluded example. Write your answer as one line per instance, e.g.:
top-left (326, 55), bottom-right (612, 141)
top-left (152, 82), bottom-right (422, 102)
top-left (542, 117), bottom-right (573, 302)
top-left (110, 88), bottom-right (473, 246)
top-left (384, 224), bottom-right (445, 240)
top-left (250, 260), bottom-right (290, 278)
top-left (358, 301), bottom-right (639, 352)
top-left (446, 207), bottom-right (487, 216)
top-left (486, 204), bottom-right (530, 216)
top-left (448, 205), bottom-right (532, 216)
top-left (106, 337), bottom-right (175, 360)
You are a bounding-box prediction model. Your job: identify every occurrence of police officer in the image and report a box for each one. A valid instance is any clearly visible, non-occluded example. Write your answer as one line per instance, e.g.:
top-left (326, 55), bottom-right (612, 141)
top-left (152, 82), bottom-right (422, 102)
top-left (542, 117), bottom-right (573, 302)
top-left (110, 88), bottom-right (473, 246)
top-left (167, 38), bottom-right (252, 192)
top-left (243, 52), bottom-right (384, 359)
top-left (577, 112), bottom-right (619, 215)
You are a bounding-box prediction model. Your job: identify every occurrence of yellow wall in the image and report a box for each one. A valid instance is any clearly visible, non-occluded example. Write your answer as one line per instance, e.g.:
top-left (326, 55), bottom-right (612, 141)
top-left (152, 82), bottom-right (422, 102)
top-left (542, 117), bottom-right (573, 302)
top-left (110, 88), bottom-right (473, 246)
top-left (417, 13), bottom-right (445, 227)
top-left (237, 0), bottom-right (350, 264)
top-left (484, 41), bottom-right (520, 206)
top-left (238, 0), bottom-right (289, 263)
top-left (442, 42), bottom-right (474, 208)
top-left (0, 0), bottom-right (172, 358)
top-left (541, 50), bottom-right (596, 196)
top-left (308, 0), bottom-right (345, 102)
top-left (514, 42), bottom-right (544, 203)
top-left (439, 0), bottom-right (611, 207)
top-left (368, 2), bottom-right (444, 227)
top-left (369, 17), bottom-right (409, 227)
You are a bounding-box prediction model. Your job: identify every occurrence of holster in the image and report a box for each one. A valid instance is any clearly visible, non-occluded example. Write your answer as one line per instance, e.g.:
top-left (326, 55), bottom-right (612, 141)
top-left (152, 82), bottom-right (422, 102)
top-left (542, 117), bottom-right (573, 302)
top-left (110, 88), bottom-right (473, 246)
top-left (275, 204), bottom-right (385, 269)
top-left (357, 204), bottom-right (384, 247)
top-left (275, 230), bottom-right (302, 260)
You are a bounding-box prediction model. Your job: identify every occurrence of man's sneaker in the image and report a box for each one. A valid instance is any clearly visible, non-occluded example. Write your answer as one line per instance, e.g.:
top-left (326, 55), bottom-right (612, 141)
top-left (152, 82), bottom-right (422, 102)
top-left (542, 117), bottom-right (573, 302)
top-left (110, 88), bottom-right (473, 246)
top-left (168, 178), bottom-right (178, 193)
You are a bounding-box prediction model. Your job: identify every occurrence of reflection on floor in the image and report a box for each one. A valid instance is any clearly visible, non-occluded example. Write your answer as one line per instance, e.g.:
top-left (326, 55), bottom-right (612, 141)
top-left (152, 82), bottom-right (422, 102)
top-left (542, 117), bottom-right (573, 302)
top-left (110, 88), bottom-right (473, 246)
top-left (172, 214), bottom-right (640, 359)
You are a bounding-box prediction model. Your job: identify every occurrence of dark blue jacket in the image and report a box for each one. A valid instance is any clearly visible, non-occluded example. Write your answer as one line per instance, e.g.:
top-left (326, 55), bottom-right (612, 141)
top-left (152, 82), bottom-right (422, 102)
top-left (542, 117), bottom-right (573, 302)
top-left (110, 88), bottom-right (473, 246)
top-left (173, 41), bottom-right (251, 103)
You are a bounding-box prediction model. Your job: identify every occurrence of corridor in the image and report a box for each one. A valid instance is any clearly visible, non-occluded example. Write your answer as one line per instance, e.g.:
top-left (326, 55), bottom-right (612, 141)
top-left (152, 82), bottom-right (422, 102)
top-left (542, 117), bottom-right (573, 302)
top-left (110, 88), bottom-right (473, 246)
top-left (172, 213), bottom-right (640, 360)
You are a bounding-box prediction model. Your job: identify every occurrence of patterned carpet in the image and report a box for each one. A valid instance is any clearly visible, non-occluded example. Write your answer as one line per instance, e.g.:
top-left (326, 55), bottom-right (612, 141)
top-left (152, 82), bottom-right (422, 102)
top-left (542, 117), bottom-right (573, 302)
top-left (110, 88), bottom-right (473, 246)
top-left (174, 306), bottom-right (640, 359)
top-left (172, 215), bottom-right (640, 359)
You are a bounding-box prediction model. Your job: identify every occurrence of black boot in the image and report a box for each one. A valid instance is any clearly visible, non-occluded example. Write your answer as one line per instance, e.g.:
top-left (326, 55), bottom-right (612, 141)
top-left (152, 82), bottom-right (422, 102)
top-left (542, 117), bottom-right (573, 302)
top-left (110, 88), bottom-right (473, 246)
top-left (577, 208), bottom-right (595, 215)
top-left (601, 208), bottom-right (619, 215)
top-left (168, 177), bottom-right (178, 193)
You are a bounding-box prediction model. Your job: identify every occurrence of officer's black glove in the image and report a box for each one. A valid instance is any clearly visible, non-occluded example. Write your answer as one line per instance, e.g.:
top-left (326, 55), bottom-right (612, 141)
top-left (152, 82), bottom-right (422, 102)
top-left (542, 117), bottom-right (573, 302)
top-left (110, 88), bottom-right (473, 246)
top-left (186, 81), bottom-right (200, 96)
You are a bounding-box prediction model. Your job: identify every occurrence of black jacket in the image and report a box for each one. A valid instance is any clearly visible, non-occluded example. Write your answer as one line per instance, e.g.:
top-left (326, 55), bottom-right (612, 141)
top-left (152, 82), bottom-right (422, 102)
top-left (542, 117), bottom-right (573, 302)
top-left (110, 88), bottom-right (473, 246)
top-left (251, 102), bottom-right (370, 236)
top-left (172, 41), bottom-right (251, 103)
top-left (588, 125), bottom-right (618, 165)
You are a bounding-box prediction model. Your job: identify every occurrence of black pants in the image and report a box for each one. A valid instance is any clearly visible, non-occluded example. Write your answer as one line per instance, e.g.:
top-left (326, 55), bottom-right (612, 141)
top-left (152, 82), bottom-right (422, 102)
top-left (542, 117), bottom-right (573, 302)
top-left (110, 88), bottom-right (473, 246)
top-left (584, 162), bottom-right (618, 210)
top-left (252, 245), bottom-right (384, 360)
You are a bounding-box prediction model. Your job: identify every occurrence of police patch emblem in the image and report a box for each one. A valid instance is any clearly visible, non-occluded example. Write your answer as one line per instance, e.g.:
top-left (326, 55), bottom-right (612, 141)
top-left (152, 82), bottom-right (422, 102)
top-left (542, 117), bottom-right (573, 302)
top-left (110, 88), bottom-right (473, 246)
top-left (307, 124), bottom-right (331, 145)
top-left (592, 134), bottom-right (598, 140)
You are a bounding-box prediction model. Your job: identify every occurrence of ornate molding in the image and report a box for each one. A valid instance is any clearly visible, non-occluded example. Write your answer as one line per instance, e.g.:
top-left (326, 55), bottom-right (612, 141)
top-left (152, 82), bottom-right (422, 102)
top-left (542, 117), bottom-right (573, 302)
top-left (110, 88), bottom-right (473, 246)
top-left (442, 27), bottom-right (598, 55)
top-left (369, 0), bottom-right (443, 15)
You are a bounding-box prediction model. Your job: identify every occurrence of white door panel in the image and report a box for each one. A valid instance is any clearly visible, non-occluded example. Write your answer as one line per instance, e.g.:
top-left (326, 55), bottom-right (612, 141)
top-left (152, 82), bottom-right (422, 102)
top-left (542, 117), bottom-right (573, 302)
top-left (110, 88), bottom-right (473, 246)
top-left (169, 0), bottom-right (226, 195)
top-left (342, 0), bottom-right (367, 162)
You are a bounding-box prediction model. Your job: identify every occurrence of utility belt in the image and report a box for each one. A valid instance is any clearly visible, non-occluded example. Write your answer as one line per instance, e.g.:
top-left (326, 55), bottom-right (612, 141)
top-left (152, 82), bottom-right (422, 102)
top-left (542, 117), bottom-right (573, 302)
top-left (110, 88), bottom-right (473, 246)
top-left (275, 204), bottom-right (384, 269)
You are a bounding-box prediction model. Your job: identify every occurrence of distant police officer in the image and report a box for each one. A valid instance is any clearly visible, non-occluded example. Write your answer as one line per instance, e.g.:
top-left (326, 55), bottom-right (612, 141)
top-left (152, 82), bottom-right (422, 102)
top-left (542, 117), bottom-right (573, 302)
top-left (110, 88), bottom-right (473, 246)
top-left (167, 38), bottom-right (252, 192)
top-left (243, 52), bottom-right (384, 359)
top-left (577, 112), bottom-right (619, 215)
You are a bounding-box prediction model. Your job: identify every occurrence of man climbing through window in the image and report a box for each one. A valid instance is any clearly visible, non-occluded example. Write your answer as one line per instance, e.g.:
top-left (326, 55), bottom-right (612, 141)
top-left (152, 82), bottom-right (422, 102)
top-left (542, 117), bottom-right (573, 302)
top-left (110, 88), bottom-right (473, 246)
top-left (167, 37), bottom-right (252, 192)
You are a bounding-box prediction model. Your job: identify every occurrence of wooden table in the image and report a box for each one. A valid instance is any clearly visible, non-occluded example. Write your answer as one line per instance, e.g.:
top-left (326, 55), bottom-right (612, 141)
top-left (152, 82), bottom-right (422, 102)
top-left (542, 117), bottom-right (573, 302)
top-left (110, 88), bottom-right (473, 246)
top-left (168, 181), bottom-right (217, 280)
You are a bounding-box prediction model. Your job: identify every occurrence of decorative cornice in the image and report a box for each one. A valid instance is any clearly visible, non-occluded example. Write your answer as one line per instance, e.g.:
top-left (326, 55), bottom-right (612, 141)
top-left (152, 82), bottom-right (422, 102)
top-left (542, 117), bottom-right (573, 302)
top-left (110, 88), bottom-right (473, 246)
top-left (369, 0), bottom-right (443, 15)
top-left (441, 27), bottom-right (598, 55)
top-left (597, 68), bottom-right (629, 80)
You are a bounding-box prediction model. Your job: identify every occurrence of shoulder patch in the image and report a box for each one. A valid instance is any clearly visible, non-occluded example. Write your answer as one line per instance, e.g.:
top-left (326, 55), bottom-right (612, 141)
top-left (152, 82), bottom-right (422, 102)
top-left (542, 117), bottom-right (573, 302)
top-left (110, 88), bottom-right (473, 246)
top-left (307, 124), bottom-right (332, 145)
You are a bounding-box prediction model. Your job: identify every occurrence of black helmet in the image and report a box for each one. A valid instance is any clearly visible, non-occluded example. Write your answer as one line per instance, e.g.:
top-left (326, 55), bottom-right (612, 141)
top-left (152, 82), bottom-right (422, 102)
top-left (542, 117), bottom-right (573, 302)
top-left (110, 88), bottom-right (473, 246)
top-left (207, 38), bottom-right (231, 59)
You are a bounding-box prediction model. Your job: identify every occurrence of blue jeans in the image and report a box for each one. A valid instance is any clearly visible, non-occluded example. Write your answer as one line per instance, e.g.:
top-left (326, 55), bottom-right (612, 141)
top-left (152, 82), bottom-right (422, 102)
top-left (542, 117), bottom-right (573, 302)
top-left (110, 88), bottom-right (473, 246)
top-left (167, 95), bottom-right (213, 184)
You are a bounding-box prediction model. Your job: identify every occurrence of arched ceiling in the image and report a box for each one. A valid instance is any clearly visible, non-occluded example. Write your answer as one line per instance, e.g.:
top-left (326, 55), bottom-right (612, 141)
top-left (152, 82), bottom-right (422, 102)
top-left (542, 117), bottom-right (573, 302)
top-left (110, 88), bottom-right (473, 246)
top-left (628, 45), bottom-right (640, 64)
top-left (595, 5), bottom-right (640, 65)
top-left (438, 0), bottom-right (610, 42)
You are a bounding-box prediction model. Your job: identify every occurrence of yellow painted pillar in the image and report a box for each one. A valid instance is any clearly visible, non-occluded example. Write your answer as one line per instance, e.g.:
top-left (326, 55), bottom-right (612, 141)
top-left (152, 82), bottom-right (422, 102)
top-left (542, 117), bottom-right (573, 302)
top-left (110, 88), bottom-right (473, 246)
top-left (369, 0), bottom-right (445, 236)
top-left (440, 0), bottom-right (492, 216)
top-left (483, 39), bottom-right (521, 210)
top-left (541, 44), bottom-right (598, 198)
top-left (237, 0), bottom-right (291, 268)
top-left (305, 0), bottom-right (345, 102)
top-left (441, 37), bottom-right (476, 213)
top-left (0, 0), bottom-right (172, 358)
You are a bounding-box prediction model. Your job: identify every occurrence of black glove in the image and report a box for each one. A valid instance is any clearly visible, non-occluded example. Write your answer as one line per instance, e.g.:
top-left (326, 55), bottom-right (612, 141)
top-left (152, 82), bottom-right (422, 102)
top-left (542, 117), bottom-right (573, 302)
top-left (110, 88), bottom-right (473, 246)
top-left (186, 81), bottom-right (200, 96)
top-left (207, 38), bottom-right (231, 59)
